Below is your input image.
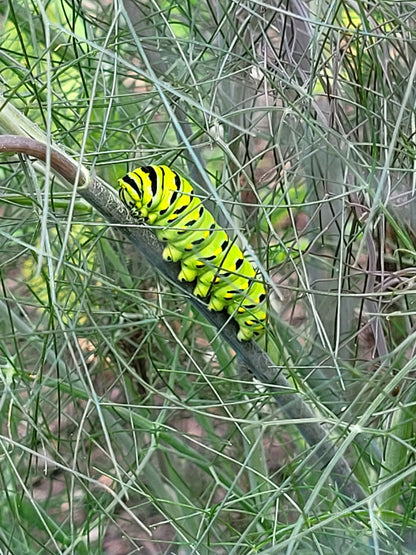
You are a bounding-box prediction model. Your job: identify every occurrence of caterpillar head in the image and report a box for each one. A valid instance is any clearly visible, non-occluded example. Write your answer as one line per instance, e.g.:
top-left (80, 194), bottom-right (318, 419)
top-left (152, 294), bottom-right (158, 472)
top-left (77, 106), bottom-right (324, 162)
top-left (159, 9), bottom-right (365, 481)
top-left (118, 172), bottom-right (147, 219)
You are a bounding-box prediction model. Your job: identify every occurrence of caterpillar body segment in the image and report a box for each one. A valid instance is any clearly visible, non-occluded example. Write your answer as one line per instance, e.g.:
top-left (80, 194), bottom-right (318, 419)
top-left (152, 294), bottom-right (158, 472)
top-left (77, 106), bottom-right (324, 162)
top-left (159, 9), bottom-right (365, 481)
top-left (118, 165), bottom-right (267, 341)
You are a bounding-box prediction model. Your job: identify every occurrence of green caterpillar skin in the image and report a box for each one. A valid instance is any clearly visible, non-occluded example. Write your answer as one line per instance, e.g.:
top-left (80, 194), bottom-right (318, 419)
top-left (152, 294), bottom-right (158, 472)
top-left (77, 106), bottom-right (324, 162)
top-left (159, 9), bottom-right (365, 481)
top-left (118, 165), bottom-right (266, 340)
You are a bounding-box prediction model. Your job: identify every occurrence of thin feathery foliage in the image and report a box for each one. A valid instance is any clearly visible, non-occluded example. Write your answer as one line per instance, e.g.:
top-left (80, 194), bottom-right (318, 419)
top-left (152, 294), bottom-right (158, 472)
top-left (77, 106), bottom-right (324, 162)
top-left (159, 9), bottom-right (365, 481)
top-left (0, 0), bottom-right (416, 553)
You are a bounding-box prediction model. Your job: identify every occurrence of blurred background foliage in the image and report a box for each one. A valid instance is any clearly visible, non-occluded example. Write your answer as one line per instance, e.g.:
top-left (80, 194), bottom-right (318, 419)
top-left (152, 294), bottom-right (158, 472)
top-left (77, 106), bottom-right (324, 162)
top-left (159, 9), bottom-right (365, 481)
top-left (1, 0), bottom-right (416, 553)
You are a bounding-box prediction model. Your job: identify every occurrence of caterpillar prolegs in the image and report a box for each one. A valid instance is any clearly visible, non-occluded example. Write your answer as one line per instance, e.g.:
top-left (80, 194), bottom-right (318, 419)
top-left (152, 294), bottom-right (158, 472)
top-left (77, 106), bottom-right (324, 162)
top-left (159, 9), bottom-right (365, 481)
top-left (118, 165), bottom-right (267, 341)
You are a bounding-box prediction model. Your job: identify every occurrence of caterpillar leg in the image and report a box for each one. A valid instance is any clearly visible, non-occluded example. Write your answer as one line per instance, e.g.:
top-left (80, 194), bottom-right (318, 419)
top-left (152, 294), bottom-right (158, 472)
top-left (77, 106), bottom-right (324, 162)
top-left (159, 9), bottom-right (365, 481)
top-left (192, 261), bottom-right (238, 298)
top-left (162, 243), bottom-right (185, 263)
top-left (193, 246), bottom-right (254, 300)
top-left (225, 278), bottom-right (267, 340)
top-left (231, 304), bottom-right (267, 341)
top-left (176, 229), bottom-right (229, 287)
top-left (178, 263), bottom-right (201, 283)
top-left (164, 225), bottom-right (228, 280)
top-left (207, 260), bottom-right (257, 309)
top-left (192, 272), bottom-right (220, 298)
top-left (207, 294), bottom-right (230, 312)
top-left (236, 320), bottom-right (265, 341)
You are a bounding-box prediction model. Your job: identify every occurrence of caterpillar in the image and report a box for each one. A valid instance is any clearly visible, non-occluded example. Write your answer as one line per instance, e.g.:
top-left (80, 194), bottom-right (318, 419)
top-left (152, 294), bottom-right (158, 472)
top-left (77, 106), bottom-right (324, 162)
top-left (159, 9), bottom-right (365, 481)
top-left (118, 165), bottom-right (267, 341)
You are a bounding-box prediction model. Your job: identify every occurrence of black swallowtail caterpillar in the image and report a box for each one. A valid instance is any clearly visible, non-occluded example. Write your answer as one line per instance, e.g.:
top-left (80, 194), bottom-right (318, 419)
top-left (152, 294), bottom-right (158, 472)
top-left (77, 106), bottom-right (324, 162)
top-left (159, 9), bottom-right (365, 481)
top-left (118, 165), bottom-right (267, 341)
